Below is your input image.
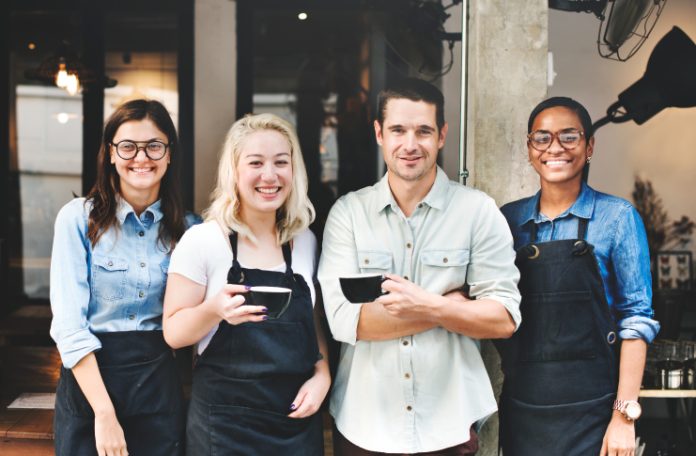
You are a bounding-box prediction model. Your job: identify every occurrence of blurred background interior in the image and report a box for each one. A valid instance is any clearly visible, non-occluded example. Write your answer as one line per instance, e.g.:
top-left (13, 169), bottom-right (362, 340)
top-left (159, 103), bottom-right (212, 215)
top-left (1, 1), bottom-right (695, 455)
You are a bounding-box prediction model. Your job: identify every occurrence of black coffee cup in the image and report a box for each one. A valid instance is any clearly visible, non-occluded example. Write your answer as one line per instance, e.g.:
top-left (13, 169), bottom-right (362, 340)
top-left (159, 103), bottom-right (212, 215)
top-left (339, 273), bottom-right (387, 304)
top-left (246, 286), bottom-right (292, 319)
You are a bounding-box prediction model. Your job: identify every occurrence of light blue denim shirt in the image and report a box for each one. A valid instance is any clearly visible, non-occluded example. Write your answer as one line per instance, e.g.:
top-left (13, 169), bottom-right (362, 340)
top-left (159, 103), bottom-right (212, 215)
top-left (500, 182), bottom-right (660, 343)
top-left (50, 197), bottom-right (201, 368)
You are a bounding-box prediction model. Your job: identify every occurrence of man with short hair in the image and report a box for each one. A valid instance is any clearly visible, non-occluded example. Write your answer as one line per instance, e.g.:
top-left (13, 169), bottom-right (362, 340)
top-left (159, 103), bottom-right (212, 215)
top-left (318, 78), bottom-right (522, 455)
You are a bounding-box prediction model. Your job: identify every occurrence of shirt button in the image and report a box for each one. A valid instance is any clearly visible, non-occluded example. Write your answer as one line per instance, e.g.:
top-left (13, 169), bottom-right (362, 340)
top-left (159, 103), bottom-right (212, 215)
top-left (138, 231), bottom-right (145, 237)
top-left (403, 275), bottom-right (409, 280)
top-left (406, 405), bottom-right (413, 411)
top-left (443, 257), bottom-right (448, 263)
top-left (402, 340), bottom-right (409, 346)
top-left (128, 314), bottom-right (135, 320)
top-left (406, 242), bottom-right (412, 249)
top-left (140, 262), bottom-right (146, 268)
top-left (418, 203), bottom-right (423, 208)
top-left (138, 291), bottom-right (144, 298)
top-left (404, 373), bottom-right (411, 379)
top-left (107, 261), bottom-right (113, 267)
top-left (364, 259), bottom-right (370, 265)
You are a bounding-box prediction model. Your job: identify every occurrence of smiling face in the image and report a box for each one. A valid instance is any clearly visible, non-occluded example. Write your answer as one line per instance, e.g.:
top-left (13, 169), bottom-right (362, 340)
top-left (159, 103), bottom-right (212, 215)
top-left (236, 130), bottom-right (293, 219)
top-left (528, 106), bottom-right (594, 189)
top-left (374, 98), bottom-right (447, 184)
top-left (110, 118), bottom-right (170, 203)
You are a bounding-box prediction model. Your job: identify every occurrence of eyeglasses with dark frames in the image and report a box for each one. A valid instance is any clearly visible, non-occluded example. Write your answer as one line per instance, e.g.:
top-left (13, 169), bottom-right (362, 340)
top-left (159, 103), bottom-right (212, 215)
top-left (527, 129), bottom-right (584, 152)
top-left (110, 140), bottom-right (170, 161)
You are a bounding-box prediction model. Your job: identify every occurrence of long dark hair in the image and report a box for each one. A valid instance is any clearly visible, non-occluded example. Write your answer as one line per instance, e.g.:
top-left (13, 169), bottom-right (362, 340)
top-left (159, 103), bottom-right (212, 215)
top-left (86, 99), bottom-right (185, 249)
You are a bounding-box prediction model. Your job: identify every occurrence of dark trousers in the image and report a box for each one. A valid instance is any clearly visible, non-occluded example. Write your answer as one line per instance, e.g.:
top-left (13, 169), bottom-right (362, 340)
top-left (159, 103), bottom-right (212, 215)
top-left (333, 425), bottom-right (478, 456)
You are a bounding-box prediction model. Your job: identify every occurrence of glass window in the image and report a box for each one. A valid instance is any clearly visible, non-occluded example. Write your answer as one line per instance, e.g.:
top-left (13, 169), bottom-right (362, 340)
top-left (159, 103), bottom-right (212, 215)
top-left (7, 9), bottom-right (84, 302)
top-left (103, 8), bottom-right (179, 123)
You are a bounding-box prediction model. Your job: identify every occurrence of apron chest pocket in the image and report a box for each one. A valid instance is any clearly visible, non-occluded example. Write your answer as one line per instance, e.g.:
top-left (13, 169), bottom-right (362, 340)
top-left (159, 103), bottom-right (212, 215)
top-left (520, 290), bottom-right (597, 362)
top-left (224, 320), bottom-right (317, 378)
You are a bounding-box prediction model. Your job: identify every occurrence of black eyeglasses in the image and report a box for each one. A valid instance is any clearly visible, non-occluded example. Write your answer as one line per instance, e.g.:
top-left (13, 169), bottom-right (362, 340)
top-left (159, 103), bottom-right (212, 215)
top-left (111, 140), bottom-right (170, 160)
top-left (527, 129), bottom-right (584, 152)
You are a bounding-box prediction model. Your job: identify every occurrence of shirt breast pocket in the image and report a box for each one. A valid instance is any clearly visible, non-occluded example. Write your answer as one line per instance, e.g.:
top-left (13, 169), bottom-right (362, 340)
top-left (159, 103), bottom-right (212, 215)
top-left (92, 255), bottom-right (129, 301)
top-left (420, 249), bottom-right (470, 290)
top-left (357, 250), bottom-right (392, 274)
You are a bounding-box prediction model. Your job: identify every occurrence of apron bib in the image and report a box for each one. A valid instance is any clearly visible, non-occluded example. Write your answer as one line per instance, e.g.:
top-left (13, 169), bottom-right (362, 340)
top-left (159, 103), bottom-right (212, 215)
top-left (497, 219), bottom-right (619, 456)
top-left (54, 330), bottom-right (185, 456)
top-left (186, 232), bottom-right (323, 456)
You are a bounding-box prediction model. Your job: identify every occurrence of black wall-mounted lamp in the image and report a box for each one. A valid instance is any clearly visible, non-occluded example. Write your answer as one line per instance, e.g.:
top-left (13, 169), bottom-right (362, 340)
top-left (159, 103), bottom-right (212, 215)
top-left (593, 26), bottom-right (696, 131)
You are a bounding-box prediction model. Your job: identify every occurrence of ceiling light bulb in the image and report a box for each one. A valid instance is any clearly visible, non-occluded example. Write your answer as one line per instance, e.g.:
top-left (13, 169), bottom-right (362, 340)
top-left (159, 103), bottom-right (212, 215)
top-left (56, 112), bottom-right (70, 124)
top-left (298, 12), bottom-right (308, 20)
top-left (55, 63), bottom-right (69, 88)
top-left (65, 74), bottom-right (80, 96)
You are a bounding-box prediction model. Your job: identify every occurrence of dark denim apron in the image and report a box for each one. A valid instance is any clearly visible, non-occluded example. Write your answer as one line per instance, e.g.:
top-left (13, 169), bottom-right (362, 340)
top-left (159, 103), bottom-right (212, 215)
top-left (186, 232), bottom-right (323, 456)
top-left (54, 330), bottom-right (185, 456)
top-left (497, 218), bottom-right (620, 456)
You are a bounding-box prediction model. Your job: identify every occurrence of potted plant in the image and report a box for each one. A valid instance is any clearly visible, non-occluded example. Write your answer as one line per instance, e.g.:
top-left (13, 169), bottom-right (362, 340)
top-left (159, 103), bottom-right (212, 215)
top-left (632, 176), bottom-right (694, 339)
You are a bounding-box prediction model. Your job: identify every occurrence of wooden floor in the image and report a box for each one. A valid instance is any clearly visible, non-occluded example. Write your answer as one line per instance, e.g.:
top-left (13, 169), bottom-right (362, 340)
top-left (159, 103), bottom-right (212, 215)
top-left (0, 439), bottom-right (54, 455)
top-left (0, 338), bottom-right (58, 456)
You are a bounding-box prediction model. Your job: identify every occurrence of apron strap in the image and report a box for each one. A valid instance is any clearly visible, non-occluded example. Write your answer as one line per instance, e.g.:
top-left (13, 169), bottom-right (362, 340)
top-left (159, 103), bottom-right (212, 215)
top-left (577, 217), bottom-right (589, 240)
top-left (229, 231), bottom-right (243, 269)
top-left (529, 221), bottom-right (538, 243)
top-left (230, 230), bottom-right (294, 276)
top-left (282, 242), bottom-right (293, 277)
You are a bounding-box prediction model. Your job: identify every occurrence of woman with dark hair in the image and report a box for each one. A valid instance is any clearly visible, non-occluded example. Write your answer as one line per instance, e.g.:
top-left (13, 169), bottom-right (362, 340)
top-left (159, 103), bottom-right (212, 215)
top-left (498, 97), bottom-right (659, 456)
top-left (50, 99), bottom-right (199, 456)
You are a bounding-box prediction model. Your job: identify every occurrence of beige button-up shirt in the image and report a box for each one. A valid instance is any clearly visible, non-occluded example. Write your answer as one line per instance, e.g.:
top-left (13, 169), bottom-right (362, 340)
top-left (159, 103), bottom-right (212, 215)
top-left (318, 167), bottom-right (521, 452)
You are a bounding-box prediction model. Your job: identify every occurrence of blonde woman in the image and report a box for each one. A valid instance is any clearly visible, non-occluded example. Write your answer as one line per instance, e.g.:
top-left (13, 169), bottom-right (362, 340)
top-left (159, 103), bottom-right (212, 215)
top-left (163, 113), bottom-right (330, 455)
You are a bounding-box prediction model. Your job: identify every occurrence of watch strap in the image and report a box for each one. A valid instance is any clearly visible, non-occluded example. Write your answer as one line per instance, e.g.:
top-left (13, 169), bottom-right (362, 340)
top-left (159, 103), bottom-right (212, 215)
top-left (613, 399), bottom-right (640, 420)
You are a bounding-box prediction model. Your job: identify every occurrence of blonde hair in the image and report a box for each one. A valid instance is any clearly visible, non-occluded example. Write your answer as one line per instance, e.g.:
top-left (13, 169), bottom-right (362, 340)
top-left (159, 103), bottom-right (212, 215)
top-left (204, 113), bottom-right (315, 245)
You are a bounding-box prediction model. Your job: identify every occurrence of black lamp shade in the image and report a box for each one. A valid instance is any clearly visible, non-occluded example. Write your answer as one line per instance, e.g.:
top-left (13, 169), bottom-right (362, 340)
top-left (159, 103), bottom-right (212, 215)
top-left (618, 27), bottom-right (696, 124)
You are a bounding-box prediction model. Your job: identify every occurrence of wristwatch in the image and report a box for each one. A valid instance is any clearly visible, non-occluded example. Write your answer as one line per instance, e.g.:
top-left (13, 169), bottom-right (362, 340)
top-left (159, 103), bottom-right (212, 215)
top-left (613, 399), bottom-right (642, 421)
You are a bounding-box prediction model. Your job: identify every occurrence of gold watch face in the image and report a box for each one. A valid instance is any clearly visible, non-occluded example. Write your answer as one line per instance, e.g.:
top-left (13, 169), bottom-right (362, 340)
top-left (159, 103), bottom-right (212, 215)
top-left (625, 401), bottom-right (642, 420)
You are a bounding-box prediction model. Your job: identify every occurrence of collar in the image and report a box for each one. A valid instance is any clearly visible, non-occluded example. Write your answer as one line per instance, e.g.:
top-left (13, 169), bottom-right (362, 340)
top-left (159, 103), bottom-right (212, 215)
top-left (375, 166), bottom-right (449, 213)
top-left (116, 197), bottom-right (163, 225)
top-left (518, 181), bottom-right (596, 226)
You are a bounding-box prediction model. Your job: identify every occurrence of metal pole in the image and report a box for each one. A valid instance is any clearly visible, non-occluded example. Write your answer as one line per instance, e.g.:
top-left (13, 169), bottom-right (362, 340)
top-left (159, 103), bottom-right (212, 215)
top-left (458, 1), bottom-right (469, 185)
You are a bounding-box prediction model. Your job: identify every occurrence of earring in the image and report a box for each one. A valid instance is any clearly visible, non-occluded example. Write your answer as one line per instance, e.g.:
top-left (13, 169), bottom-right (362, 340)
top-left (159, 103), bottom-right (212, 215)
top-left (586, 156), bottom-right (592, 164)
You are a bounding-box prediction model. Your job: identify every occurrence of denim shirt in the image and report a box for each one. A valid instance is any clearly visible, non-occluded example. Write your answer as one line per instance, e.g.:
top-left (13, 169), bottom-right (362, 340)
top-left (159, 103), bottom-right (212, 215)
top-left (500, 182), bottom-right (660, 343)
top-left (50, 197), bottom-right (201, 368)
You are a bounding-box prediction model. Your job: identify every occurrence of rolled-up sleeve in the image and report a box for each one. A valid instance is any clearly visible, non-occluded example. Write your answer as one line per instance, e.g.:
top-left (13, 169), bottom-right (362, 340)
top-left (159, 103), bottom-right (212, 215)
top-left (468, 197), bottom-right (522, 330)
top-left (49, 200), bottom-right (102, 368)
top-left (318, 198), bottom-right (363, 345)
top-left (612, 205), bottom-right (660, 343)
